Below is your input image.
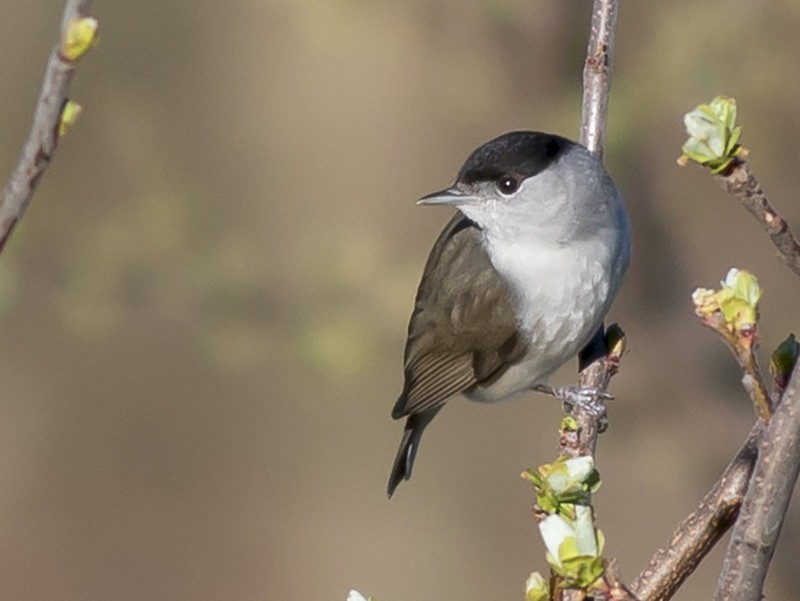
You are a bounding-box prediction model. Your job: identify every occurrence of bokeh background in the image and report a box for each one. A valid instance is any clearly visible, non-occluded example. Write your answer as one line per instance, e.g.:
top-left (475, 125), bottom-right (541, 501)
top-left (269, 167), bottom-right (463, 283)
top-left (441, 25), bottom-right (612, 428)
top-left (0, 1), bottom-right (799, 600)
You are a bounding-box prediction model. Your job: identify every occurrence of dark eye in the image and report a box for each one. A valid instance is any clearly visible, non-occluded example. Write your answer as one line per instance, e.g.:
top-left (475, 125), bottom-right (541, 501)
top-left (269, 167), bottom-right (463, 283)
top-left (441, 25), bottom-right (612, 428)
top-left (496, 175), bottom-right (519, 195)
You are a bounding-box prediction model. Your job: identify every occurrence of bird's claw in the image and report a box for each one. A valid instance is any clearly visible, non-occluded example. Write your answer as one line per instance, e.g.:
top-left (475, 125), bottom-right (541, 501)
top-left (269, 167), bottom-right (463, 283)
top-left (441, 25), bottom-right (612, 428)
top-left (533, 384), bottom-right (612, 431)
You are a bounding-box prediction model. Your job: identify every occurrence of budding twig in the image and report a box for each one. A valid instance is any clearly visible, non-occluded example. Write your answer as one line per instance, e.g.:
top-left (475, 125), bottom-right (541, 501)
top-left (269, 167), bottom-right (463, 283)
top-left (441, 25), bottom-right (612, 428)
top-left (643, 98), bottom-right (800, 601)
top-left (549, 2), bottom-right (621, 598)
top-left (679, 96), bottom-right (800, 279)
top-left (0, 0), bottom-right (96, 252)
top-left (692, 269), bottom-right (772, 421)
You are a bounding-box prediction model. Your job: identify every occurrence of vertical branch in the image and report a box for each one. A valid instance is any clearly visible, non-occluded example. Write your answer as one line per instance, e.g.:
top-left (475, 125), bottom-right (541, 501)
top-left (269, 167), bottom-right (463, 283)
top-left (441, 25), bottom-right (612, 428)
top-left (575, 0), bottom-right (620, 405)
top-left (579, 0), bottom-right (619, 159)
top-left (0, 0), bottom-right (96, 252)
top-left (570, 0), bottom-right (620, 454)
top-left (550, 3), bottom-right (621, 600)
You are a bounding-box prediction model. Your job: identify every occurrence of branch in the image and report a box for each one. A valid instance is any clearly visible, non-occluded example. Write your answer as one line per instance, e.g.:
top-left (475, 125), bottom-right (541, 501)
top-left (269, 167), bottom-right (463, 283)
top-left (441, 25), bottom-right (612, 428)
top-left (574, 0), bottom-right (620, 446)
top-left (692, 269), bottom-right (772, 421)
top-left (715, 160), bottom-right (800, 278)
top-left (0, 0), bottom-right (96, 252)
top-left (630, 422), bottom-right (762, 601)
top-left (549, 2), bottom-right (620, 598)
top-left (565, 326), bottom-right (625, 458)
top-left (636, 99), bottom-right (800, 601)
top-left (579, 0), bottom-right (619, 159)
top-left (713, 360), bottom-right (800, 601)
top-left (632, 304), bottom-right (799, 600)
top-left (679, 97), bottom-right (800, 279)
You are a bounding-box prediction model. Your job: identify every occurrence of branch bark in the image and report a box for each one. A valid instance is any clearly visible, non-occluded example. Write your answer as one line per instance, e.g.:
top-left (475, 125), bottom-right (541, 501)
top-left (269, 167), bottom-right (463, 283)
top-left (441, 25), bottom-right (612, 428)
top-left (0, 0), bottom-right (95, 252)
top-left (716, 159), bottom-right (800, 279)
top-left (714, 360), bottom-right (800, 601)
top-left (631, 422), bottom-right (762, 601)
top-left (579, 0), bottom-right (619, 160)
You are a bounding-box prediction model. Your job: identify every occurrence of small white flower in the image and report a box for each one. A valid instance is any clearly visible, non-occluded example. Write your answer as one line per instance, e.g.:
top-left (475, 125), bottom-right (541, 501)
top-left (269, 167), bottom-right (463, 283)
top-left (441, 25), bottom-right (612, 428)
top-left (539, 513), bottom-right (575, 567)
top-left (572, 505), bottom-right (599, 558)
top-left (537, 456), bottom-right (596, 497)
top-left (539, 506), bottom-right (600, 568)
top-left (562, 456), bottom-right (594, 484)
top-left (346, 590), bottom-right (369, 601)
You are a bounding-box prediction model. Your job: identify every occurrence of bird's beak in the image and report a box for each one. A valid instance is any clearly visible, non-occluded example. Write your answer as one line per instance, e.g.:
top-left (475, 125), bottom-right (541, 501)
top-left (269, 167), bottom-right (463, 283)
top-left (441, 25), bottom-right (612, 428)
top-left (417, 186), bottom-right (477, 206)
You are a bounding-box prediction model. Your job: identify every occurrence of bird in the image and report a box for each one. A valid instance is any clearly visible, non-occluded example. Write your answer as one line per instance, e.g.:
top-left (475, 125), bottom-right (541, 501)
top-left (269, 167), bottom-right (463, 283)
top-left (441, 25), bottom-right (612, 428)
top-left (387, 131), bottom-right (631, 498)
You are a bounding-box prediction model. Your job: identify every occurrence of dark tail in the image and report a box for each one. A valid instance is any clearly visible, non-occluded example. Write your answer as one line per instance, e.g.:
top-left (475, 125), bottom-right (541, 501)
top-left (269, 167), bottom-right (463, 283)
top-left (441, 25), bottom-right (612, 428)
top-left (387, 407), bottom-right (441, 498)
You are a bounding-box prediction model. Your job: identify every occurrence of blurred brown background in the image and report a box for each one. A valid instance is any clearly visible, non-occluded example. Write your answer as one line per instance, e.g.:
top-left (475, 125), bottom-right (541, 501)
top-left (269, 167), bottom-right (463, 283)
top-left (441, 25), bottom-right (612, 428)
top-left (0, 1), bottom-right (799, 600)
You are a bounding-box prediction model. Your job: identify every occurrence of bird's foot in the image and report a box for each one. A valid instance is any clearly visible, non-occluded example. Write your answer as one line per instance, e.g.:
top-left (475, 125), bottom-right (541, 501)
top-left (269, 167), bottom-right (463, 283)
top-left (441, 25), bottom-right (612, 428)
top-left (532, 384), bottom-right (612, 431)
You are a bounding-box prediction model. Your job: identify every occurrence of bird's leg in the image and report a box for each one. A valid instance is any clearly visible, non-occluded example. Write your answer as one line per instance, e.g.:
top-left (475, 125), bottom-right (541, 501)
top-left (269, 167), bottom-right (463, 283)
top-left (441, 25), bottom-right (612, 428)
top-left (532, 384), bottom-right (612, 430)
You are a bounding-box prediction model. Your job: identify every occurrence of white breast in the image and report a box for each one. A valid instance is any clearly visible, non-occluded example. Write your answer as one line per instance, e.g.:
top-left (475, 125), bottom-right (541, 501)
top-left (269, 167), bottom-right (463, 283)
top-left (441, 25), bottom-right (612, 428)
top-left (466, 236), bottom-right (615, 403)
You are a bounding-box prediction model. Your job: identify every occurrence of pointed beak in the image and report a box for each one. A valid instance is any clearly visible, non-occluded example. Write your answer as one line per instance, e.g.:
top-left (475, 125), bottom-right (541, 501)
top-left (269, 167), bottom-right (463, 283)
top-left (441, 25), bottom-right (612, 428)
top-left (417, 186), bottom-right (478, 206)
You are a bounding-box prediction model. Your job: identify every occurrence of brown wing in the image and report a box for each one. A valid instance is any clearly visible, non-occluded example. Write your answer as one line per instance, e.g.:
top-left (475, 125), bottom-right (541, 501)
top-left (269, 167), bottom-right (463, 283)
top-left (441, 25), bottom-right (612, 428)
top-left (392, 213), bottom-right (529, 419)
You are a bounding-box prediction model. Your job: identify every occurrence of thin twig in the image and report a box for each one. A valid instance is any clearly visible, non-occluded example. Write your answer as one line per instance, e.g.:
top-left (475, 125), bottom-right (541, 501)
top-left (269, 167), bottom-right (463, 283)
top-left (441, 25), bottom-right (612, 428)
top-left (695, 311), bottom-right (772, 421)
top-left (0, 0), bottom-right (95, 252)
top-left (562, 326), bottom-right (624, 459)
top-left (716, 160), bottom-right (800, 278)
top-left (630, 422), bottom-right (762, 601)
top-left (600, 562), bottom-right (640, 601)
top-left (579, 0), bottom-right (619, 160)
top-left (713, 361), bottom-right (800, 601)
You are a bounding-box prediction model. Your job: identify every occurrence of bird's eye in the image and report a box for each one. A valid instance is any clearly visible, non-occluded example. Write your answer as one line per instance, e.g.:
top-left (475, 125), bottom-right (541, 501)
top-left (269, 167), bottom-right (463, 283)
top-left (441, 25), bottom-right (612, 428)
top-left (496, 175), bottom-right (519, 195)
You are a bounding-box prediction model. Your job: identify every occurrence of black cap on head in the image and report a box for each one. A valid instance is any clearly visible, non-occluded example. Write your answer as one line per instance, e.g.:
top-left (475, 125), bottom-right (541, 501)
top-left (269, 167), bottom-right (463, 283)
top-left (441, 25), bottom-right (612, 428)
top-left (457, 131), bottom-right (572, 185)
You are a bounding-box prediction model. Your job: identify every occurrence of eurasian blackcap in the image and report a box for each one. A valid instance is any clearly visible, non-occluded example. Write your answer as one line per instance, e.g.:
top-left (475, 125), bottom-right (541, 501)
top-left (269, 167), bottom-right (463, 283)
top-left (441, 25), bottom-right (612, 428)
top-left (388, 131), bottom-right (631, 497)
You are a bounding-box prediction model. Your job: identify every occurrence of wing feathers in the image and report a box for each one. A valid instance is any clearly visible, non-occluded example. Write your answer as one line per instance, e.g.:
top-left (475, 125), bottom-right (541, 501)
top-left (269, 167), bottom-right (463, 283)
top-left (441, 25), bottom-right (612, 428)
top-left (393, 353), bottom-right (476, 418)
top-left (392, 213), bottom-right (526, 420)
